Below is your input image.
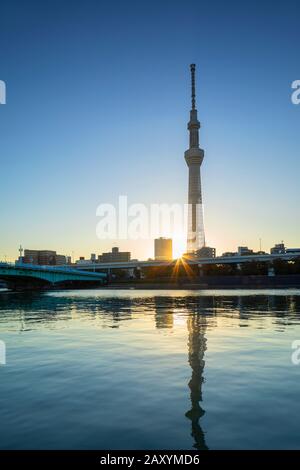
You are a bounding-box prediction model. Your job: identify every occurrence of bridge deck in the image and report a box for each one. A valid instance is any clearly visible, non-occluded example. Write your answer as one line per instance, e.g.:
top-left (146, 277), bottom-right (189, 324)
top-left (69, 253), bottom-right (300, 271)
top-left (0, 263), bottom-right (107, 287)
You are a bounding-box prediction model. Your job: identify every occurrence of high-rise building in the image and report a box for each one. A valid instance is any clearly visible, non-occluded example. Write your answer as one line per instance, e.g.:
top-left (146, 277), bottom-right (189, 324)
top-left (185, 64), bottom-right (205, 253)
top-left (154, 238), bottom-right (172, 261)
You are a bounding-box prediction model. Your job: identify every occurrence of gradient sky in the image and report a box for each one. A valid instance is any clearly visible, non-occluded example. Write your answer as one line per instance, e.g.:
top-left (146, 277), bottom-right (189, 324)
top-left (0, 0), bottom-right (299, 261)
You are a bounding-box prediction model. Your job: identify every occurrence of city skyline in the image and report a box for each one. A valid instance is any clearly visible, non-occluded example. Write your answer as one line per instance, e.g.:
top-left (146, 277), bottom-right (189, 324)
top-left (0, 0), bottom-right (299, 261)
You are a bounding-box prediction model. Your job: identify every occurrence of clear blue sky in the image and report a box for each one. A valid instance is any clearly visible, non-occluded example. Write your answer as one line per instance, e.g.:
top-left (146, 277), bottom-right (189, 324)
top-left (0, 0), bottom-right (299, 260)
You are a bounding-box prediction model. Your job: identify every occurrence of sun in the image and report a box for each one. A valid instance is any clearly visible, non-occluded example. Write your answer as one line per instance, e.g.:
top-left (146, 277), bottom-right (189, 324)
top-left (172, 236), bottom-right (186, 259)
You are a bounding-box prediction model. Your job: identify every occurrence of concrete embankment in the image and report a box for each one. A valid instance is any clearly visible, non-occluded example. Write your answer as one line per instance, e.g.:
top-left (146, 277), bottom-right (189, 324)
top-left (105, 274), bottom-right (300, 290)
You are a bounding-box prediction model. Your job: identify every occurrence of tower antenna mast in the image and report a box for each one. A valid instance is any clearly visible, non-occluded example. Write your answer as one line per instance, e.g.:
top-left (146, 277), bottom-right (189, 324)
top-left (191, 63), bottom-right (196, 110)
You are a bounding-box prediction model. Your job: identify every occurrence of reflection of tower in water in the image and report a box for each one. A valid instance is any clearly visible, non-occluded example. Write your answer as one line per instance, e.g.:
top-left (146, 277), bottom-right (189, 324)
top-left (185, 312), bottom-right (208, 450)
top-left (153, 296), bottom-right (209, 449)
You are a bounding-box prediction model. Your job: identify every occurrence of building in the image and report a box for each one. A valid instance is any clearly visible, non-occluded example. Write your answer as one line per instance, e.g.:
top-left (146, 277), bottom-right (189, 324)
top-left (23, 249), bottom-right (66, 266)
top-left (38, 250), bottom-right (56, 265)
top-left (270, 243), bottom-right (286, 255)
top-left (197, 246), bottom-right (216, 259)
top-left (98, 247), bottom-right (131, 263)
top-left (184, 64), bottom-right (205, 253)
top-left (222, 252), bottom-right (236, 258)
top-left (23, 249), bottom-right (39, 264)
top-left (237, 246), bottom-right (254, 256)
top-left (76, 257), bottom-right (92, 265)
top-left (286, 248), bottom-right (300, 255)
top-left (55, 254), bottom-right (67, 265)
top-left (154, 238), bottom-right (172, 261)
top-left (90, 253), bottom-right (96, 262)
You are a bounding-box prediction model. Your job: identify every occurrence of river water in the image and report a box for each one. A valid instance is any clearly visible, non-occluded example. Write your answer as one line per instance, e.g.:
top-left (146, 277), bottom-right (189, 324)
top-left (0, 288), bottom-right (300, 450)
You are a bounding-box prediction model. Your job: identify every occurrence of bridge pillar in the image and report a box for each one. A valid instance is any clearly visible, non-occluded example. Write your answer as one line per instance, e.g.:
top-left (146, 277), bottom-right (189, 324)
top-left (198, 264), bottom-right (204, 277)
top-left (127, 268), bottom-right (135, 279)
top-left (268, 262), bottom-right (275, 277)
top-left (107, 267), bottom-right (112, 281)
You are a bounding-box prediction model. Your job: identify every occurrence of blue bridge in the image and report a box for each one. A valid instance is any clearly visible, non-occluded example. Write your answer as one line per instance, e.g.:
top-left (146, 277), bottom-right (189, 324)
top-left (0, 263), bottom-right (107, 291)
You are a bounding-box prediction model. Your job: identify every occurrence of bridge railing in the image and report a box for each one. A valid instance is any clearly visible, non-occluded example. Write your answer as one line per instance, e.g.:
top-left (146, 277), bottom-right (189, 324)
top-left (0, 262), bottom-right (107, 278)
